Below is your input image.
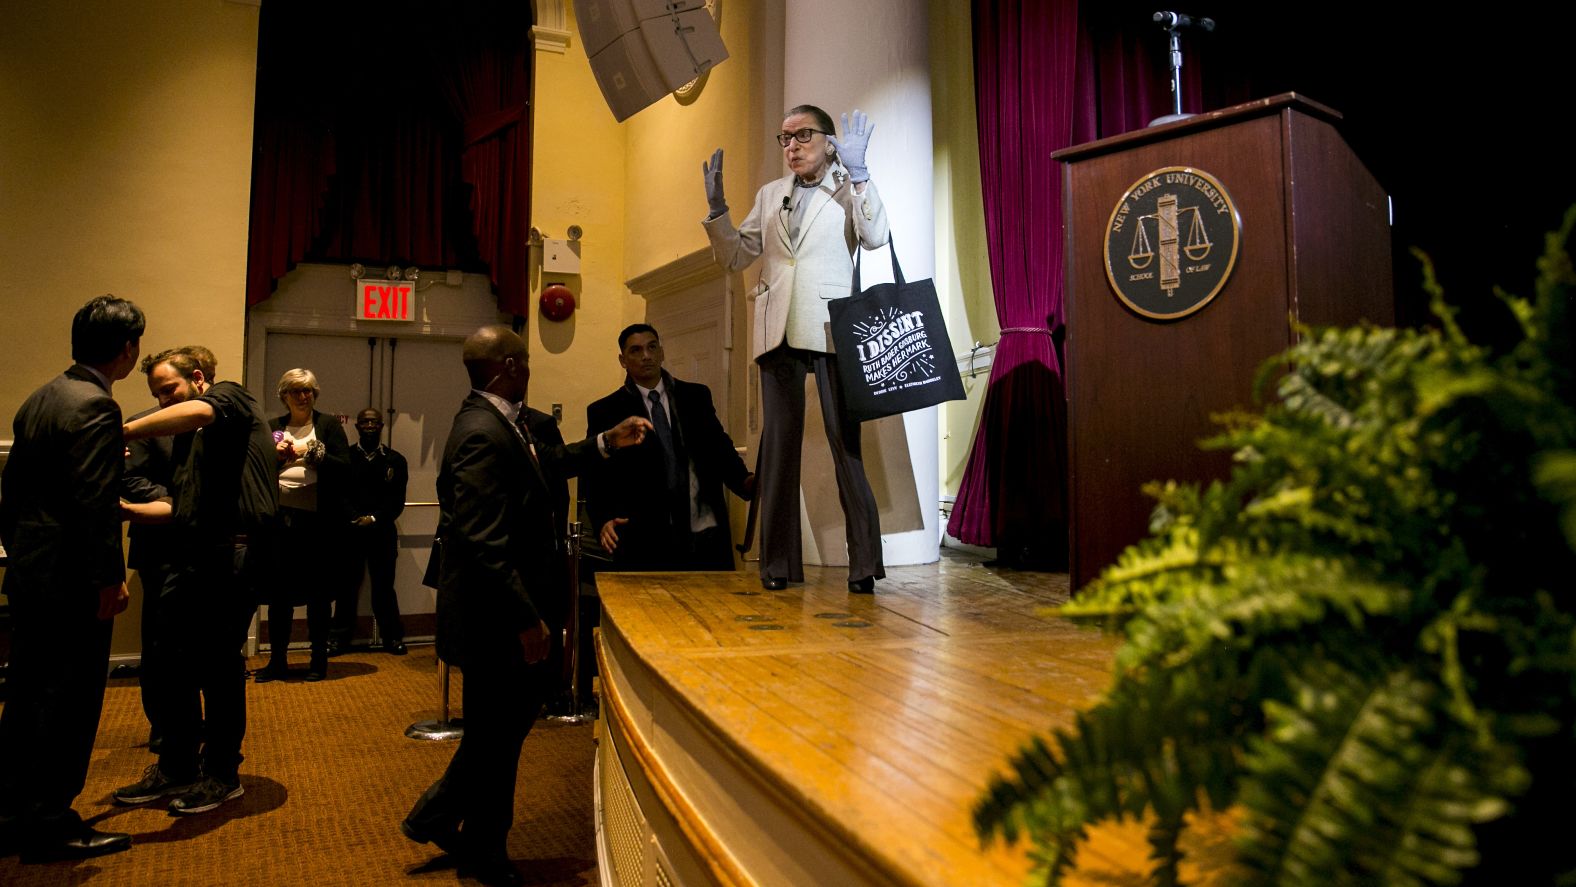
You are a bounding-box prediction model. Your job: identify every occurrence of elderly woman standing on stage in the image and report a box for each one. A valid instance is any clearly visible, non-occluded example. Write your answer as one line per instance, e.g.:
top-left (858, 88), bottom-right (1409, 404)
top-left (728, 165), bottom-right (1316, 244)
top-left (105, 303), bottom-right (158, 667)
top-left (701, 105), bottom-right (889, 595)
top-left (256, 368), bottom-right (349, 682)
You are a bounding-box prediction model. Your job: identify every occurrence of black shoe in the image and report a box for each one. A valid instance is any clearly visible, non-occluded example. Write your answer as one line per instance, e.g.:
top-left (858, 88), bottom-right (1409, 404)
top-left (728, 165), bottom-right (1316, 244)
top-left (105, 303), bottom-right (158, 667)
top-left (848, 576), bottom-right (876, 594)
top-left (306, 655), bottom-right (328, 682)
top-left (383, 640), bottom-right (408, 656)
top-left (253, 663), bottom-right (288, 683)
top-left (20, 827), bottom-right (130, 863)
top-left (168, 776), bottom-right (243, 815)
top-left (400, 818), bottom-right (461, 856)
top-left (114, 763), bottom-right (199, 805)
top-left (459, 856), bottom-right (524, 886)
top-left (760, 576), bottom-right (787, 590)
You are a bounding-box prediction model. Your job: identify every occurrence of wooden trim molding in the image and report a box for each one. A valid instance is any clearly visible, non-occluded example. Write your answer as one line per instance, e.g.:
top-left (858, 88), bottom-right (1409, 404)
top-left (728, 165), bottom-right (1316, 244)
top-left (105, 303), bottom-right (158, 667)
top-left (596, 632), bottom-right (750, 887)
top-left (626, 249), bottom-right (723, 301)
top-left (533, 0), bottom-right (570, 53)
top-left (595, 611), bottom-right (905, 886)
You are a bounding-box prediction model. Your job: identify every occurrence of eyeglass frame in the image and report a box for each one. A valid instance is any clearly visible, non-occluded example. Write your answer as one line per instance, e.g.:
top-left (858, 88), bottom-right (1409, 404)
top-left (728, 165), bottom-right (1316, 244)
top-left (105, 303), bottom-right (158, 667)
top-left (775, 127), bottom-right (831, 147)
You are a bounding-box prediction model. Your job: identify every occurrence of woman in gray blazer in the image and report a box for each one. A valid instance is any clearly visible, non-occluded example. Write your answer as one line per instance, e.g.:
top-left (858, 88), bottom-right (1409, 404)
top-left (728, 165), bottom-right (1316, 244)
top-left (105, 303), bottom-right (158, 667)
top-left (702, 105), bottom-right (889, 594)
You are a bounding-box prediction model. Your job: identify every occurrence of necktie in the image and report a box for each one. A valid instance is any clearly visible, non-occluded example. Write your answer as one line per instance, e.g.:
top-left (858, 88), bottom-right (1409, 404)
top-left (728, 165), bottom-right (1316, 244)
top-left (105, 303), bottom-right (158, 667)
top-left (648, 389), bottom-right (680, 492)
top-left (513, 412), bottom-right (541, 471)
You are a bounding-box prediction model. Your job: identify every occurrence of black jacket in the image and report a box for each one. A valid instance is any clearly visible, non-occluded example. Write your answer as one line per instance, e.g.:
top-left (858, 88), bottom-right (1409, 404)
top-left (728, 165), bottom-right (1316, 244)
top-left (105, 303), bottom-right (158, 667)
top-left (122, 405), bottom-right (177, 572)
top-left (0, 365), bottom-right (125, 596)
top-left (270, 409), bottom-right (351, 523)
top-left (430, 393), bottom-right (599, 668)
top-left (584, 372), bottom-right (749, 569)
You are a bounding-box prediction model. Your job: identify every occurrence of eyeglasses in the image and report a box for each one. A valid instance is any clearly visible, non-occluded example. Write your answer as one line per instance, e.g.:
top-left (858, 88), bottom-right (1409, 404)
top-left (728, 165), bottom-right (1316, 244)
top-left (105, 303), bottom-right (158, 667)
top-left (286, 388), bottom-right (316, 397)
top-left (776, 128), bottom-right (830, 147)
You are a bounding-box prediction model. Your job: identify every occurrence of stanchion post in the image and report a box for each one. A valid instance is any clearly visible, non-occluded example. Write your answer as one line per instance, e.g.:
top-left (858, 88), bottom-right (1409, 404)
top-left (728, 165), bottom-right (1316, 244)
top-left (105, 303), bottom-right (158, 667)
top-left (547, 521), bottom-right (591, 724)
top-left (405, 658), bottom-right (464, 741)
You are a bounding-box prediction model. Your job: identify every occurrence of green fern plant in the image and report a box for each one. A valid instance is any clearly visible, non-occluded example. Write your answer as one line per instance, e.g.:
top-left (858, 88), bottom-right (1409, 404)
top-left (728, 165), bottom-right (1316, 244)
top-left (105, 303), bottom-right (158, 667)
top-left (975, 208), bottom-right (1576, 885)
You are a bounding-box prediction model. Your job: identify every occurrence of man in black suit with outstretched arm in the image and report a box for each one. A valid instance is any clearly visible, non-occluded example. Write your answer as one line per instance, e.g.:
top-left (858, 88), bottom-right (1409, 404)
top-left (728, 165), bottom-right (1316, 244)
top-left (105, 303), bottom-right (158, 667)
top-left (585, 323), bottom-right (754, 571)
top-left (400, 325), bottom-right (649, 886)
top-left (0, 295), bottom-right (144, 862)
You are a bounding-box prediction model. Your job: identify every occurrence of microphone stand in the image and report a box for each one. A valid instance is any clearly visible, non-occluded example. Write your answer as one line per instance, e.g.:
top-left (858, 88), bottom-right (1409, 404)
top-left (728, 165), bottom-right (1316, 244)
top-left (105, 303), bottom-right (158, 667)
top-left (1148, 11), bottom-right (1214, 127)
top-left (1161, 23), bottom-right (1186, 123)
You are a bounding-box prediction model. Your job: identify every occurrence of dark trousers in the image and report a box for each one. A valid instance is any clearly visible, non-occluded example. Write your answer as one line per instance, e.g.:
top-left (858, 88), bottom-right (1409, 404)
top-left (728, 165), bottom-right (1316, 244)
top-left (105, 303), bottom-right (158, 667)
top-left (405, 652), bottom-right (547, 861)
top-left (148, 543), bottom-right (257, 782)
top-left (613, 523), bottom-right (734, 572)
top-left (267, 507), bottom-right (333, 662)
top-left (756, 346), bottom-right (884, 583)
top-left (0, 587), bottom-right (113, 838)
top-left (137, 564), bottom-right (169, 740)
top-left (334, 523), bottom-right (404, 644)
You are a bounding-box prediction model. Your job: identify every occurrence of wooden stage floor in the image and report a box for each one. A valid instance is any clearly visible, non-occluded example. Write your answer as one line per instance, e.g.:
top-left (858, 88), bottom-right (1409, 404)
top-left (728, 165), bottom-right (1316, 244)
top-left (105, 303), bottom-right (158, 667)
top-left (593, 554), bottom-right (1238, 886)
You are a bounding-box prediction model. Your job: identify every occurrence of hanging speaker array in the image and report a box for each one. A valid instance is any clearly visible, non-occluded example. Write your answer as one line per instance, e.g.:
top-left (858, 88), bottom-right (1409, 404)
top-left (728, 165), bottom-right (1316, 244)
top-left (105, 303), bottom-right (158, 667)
top-left (575, 0), bottom-right (728, 122)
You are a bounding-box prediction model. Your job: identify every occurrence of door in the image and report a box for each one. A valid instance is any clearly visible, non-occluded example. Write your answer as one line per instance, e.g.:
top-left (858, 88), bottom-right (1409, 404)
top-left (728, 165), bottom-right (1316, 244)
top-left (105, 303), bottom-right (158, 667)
top-left (262, 332), bottom-right (467, 641)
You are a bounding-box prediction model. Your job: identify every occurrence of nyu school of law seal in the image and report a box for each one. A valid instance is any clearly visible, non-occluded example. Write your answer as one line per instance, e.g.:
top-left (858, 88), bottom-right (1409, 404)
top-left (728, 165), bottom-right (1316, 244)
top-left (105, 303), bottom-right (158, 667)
top-left (1103, 166), bottom-right (1240, 321)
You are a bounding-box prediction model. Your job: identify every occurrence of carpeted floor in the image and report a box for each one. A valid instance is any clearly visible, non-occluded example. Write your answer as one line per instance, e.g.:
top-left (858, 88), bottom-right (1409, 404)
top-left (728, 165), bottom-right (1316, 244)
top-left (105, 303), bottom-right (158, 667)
top-left (0, 645), bottom-right (598, 886)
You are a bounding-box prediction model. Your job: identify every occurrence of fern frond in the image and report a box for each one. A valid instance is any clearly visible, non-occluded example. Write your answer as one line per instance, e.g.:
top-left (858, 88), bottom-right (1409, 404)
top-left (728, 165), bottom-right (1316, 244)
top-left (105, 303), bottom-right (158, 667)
top-left (975, 655), bottom-right (1250, 885)
top-left (1235, 659), bottom-right (1519, 887)
top-left (1534, 450), bottom-right (1576, 552)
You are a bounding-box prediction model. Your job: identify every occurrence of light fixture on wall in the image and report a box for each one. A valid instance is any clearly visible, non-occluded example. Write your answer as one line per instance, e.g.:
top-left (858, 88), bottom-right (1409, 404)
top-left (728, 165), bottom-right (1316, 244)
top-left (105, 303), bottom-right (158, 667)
top-left (349, 263), bottom-right (366, 280)
top-left (386, 265), bottom-right (402, 281)
top-left (403, 266), bottom-right (420, 281)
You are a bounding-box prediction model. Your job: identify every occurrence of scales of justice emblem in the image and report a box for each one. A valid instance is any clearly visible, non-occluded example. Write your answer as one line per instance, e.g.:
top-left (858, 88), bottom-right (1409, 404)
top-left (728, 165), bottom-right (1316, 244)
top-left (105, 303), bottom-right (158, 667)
top-left (1103, 166), bottom-right (1240, 321)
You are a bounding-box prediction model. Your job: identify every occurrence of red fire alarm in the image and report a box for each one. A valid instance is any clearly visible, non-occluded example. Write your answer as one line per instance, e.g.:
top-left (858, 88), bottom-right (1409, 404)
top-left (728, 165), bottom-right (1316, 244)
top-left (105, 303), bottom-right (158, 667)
top-left (540, 283), bottom-right (576, 321)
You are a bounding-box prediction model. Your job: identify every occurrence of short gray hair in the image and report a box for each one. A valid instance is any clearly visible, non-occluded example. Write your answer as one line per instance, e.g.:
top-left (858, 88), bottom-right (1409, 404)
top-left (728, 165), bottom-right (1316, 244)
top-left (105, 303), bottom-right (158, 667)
top-left (277, 367), bottom-right (320, 404)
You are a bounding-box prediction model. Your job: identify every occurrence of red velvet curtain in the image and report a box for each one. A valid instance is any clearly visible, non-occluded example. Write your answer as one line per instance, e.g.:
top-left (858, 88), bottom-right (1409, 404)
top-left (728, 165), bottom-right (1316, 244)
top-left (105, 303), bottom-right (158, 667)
top-left (245, 118), bottom-right (336, 307)
top-left (439, 45), bottom-right (535, 317)
top-left (948, 0), bottom-right (1204, 563)
top-left (244, 3), bottom-right (532, 314)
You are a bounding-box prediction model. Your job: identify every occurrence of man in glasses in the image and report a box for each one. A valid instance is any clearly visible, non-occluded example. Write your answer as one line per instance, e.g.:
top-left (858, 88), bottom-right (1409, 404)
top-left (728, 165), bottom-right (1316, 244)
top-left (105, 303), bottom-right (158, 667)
top-left (700, 105), bottom-right (889, 595)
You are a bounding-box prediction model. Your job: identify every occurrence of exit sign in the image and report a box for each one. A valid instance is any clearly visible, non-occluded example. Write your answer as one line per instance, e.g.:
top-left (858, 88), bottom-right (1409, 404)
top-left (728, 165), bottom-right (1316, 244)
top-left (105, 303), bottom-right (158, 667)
top-left (357, 280), bottom-right (416, 322)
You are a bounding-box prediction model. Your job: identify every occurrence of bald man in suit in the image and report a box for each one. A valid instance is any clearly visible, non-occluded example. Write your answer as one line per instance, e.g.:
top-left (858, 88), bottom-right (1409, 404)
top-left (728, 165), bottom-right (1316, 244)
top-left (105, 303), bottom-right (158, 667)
top-left (401, 325), bottom-right (649, 886)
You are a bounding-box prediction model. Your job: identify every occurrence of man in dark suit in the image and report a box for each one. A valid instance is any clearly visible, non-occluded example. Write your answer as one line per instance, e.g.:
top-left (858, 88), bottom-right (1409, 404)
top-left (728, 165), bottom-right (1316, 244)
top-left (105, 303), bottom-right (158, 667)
top-left (585, 324), bottom-right (754, 571)
top-left (401, 325), bottom-right (648, 886)
top-left (334, 408), bottom-right (410, 654)
top-left (0, 295), bottom-right (144, 862)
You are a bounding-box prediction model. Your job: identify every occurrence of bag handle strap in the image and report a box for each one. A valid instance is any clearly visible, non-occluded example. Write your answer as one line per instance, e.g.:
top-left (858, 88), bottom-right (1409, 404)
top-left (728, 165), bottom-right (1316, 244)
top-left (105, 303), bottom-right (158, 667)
top-left (852, 232), bottom-right (905, 294)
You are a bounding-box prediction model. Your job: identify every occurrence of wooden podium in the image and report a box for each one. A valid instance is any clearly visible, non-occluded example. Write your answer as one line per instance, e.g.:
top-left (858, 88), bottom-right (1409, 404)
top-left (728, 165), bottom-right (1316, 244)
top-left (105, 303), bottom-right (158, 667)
top-left (1055, 94), bottom-right (1394, 589)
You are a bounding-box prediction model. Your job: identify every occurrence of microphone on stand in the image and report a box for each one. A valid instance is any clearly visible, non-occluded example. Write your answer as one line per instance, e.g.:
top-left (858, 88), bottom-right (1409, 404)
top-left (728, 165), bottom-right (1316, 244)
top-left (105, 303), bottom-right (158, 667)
top-left (1153, 10), bottom-right (1215, 31)
top-left (1148, 10), bottom-right (1216, 125)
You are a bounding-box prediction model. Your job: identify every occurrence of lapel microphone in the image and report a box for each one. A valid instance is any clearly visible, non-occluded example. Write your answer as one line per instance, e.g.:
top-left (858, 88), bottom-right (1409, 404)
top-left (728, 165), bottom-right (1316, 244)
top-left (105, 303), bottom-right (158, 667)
top-left (781, 195), bottom-right (791, 213)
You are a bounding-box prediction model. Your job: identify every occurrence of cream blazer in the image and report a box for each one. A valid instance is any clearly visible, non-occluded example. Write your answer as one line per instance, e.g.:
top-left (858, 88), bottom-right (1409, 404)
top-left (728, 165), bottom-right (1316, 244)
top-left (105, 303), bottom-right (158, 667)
top-left (704, 166), bottom-right (889, 359)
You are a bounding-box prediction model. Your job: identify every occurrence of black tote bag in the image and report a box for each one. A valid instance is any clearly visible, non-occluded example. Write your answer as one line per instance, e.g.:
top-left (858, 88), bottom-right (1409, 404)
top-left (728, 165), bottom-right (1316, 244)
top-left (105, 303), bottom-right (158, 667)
top-left (827, 235), bottom-right (966, 422)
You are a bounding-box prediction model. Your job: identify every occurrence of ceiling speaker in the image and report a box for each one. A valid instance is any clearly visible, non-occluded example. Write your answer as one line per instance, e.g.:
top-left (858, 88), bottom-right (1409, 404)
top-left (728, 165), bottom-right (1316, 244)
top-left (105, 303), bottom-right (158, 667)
top-left (576, 0), bottom-right (728, 122)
